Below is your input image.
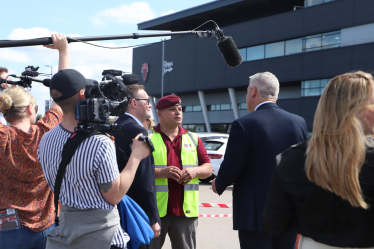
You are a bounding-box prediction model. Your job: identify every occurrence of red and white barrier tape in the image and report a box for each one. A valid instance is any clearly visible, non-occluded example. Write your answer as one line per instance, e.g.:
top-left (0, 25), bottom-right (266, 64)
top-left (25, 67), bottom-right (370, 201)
top-left (199, 214), bottom-right (233, 218)
top-left (199, 203), bottom-right (232, 208)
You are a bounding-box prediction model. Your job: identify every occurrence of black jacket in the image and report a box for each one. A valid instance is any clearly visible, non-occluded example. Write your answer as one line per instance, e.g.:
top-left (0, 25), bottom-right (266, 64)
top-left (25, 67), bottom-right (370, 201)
top-left (215, 102), bottom-right (308, 231)
top-left (111, 114), bottom-right (160, 226)
top-left (263, 140), bottom-right (374, 247)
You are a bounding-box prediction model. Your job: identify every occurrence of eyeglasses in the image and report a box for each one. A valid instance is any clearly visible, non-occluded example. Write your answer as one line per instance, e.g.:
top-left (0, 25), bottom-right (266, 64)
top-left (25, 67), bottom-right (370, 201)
top-left (135, 99), bottom-right (150, 105)
top-left (35, 105), bottom-right (38, 113)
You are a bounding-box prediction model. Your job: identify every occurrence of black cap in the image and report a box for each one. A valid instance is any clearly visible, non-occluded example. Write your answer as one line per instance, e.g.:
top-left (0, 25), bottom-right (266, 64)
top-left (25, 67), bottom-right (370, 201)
top-left (50, 69), bottom-right (91, 102)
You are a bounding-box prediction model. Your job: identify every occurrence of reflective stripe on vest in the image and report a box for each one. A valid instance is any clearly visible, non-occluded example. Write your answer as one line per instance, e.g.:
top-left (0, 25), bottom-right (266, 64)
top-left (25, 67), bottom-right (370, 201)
top-left (152, 131), bottom-right (199, 218)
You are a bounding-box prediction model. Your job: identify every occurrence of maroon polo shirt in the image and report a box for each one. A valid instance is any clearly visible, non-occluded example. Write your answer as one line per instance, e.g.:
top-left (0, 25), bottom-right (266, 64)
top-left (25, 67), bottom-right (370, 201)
top-left (153, 124), bottom-right (210, 216)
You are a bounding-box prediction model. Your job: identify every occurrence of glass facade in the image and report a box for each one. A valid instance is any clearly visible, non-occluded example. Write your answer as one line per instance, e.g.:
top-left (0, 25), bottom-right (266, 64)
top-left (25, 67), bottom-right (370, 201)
top-left (301, 78), bottom-right (331, 97)
top-left (247, 45), bottom-right (265, 61)
top-left (241, 31), bottom-right (340, 62)
top-left (207, 104), bottom-right (233, 111)
top-left (304, 0), bottom-right (336, 7)
top-left (285, 38), bottom-right (303, 55)
top-left (265, 41), bottom-right (285, 58)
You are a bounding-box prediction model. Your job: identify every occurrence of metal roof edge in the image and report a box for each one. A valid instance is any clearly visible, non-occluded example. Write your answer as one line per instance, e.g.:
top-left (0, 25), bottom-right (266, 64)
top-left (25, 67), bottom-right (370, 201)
top-left (137, 0), bottom-right (245, 30)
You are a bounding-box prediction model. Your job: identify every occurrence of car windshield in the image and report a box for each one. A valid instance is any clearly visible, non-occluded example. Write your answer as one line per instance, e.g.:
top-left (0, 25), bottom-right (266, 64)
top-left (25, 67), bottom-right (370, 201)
top-left (203, 141), bottom-right (223, 151)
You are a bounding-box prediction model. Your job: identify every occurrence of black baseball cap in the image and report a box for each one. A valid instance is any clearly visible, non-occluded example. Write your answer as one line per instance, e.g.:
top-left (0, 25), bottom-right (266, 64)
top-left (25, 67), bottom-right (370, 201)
top-left (50, 69), bottom-right (91, 102)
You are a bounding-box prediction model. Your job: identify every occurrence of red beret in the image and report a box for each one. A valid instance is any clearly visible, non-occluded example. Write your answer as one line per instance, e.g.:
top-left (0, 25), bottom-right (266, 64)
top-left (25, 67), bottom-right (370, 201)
top-left (156, 95), bottom-right (181, 110)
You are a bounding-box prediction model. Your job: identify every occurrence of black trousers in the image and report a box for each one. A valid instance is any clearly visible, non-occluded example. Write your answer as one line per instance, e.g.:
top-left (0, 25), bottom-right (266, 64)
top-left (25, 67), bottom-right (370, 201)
top-left (238, 230), bottom-right (297, 249)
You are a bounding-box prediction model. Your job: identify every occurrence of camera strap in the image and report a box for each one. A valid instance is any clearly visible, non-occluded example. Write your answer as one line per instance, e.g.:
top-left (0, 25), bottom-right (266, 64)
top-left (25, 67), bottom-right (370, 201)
top-left (54, 130), bottom-right (103, 226)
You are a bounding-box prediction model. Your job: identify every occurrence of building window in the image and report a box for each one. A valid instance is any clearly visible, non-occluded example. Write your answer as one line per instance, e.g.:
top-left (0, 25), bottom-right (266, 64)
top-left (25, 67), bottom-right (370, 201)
top-left (247, 45), bottom-right (265, 61)
top-left (304, 0), bottom-right (336, 8)
top-left (220, 104), bottom-right (231, 110)
top-left (285, 38), bottom-right (303, 55)
top-left (207, 104), bottom-right (233, 111)
top-left (210, 124), bottom-right (231, 133)
top-left (183, 124), bottom-right (206, 132)
top-left (265, 41), bottom-right (285, 58)
top-left (239, 48), bottom-right (247, 61)
top-left (238, 103), bottom-right (247, 110)
top-left (242, 31), bottom-right (340, 62)
top-left (301, 78), bottom-right (331, 97)
top-left (304, 31), bottom-right (340, 52)
top-left (183, 105), bottom-right (202, 112)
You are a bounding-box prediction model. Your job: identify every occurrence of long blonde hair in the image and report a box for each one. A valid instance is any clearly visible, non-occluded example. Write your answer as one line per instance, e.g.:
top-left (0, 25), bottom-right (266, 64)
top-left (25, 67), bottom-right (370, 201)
top-left (306, 71), bottom-right (374, 209)
top-left (0, 87), bottom-right (36, 123)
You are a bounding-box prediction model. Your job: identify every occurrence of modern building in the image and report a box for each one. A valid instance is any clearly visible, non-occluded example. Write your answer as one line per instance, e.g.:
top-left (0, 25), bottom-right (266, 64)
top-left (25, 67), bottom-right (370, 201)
top-left (133, 0), bottom-right (374, 133)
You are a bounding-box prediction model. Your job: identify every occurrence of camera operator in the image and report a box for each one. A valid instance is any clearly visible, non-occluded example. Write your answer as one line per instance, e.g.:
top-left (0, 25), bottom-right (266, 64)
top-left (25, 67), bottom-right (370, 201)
top-left (0, 36), bottom-right (65, 249)
top-left (38, 36), bottom-right (152, 249)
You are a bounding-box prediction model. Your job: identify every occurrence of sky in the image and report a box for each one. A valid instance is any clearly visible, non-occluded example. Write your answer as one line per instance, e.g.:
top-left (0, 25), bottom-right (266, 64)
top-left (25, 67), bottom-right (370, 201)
top-left (1, 0), bottom-right (214, 115)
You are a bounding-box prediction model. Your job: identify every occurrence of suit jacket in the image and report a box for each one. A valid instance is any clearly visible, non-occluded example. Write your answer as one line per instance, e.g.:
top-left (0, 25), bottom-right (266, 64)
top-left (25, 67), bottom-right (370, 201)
top-left (263, 140), bottom-right (374, 247)
top-left (215, 102), bottom-right (307, 231)
top-left (111, 114), bottom-right (161, 226)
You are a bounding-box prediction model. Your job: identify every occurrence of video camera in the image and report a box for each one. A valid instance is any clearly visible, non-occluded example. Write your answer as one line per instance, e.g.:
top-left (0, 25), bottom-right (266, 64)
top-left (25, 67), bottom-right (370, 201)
top-left (74, 69), bottom-right (140, 133)
top-left (0, 65), bottom-right (50, 89)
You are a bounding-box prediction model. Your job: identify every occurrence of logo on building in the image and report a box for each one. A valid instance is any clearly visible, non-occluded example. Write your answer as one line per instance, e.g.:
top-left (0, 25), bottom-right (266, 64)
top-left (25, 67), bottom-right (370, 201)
top-left (141, 63), bottom-right (149, 83)
top-left (163, 61), bottom-right (173, 75)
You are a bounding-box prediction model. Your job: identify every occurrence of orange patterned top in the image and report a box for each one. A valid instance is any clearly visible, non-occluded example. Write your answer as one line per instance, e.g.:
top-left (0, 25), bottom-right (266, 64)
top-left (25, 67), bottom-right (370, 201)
top-left (0, 108), bottom-right (62, 232)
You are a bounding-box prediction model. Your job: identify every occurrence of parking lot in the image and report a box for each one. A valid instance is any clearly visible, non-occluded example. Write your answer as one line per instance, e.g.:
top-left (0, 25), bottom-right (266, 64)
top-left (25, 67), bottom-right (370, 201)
top-left (161, 181), bottom-right (240, 249)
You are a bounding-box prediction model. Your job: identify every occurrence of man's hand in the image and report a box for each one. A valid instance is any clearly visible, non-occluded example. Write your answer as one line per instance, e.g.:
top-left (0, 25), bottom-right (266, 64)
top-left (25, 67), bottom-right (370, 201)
top-left (161, 166), bottom-right (182, 182)
top-left (151, 222), bottom-right (161, 238)
top-left (178, 168), bottom-right (197, 185)
top-left (43, 33), bottom-right (68, 52)
top-left (212, 179), bottom-right (218, 194)
top-left (131, 134), bottom-right (152, 160)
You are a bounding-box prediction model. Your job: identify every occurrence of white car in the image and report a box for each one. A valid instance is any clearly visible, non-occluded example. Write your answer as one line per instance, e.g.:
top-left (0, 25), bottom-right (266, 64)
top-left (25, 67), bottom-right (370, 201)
top-left (199, 138), bottom-right (227, 182)
top-left (196, 132), bottom-right (229, 143)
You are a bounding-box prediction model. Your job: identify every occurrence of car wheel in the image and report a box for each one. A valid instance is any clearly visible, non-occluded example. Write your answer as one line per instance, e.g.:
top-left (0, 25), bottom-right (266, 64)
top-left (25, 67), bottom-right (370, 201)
top-left (199, 174), bottom-right (216, 183)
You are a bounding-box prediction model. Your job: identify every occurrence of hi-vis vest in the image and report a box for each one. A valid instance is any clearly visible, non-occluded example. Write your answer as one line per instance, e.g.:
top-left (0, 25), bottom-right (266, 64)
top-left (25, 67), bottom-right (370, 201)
top-left (151, 131), bottom-right (199, 218)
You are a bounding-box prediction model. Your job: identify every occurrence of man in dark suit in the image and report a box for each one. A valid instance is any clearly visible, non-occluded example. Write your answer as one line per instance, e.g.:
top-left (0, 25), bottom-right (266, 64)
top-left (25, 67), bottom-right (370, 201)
top-left (112, 84), bottom-right (161, 249)
top-left (212, 72), bottom-right (307, 249)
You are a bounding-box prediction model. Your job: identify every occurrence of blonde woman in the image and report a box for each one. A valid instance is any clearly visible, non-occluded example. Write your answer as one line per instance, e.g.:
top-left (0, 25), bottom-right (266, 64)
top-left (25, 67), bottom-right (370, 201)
top-left (142, 117), bottom-right (155, 133)
top-left (0, 87), bottom-right (62, 249)
top-left (263, 71), bottom-right (374, 248)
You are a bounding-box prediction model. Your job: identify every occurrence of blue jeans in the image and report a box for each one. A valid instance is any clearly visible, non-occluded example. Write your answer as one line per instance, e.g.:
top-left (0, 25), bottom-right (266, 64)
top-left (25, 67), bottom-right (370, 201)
top-left (0, 223), bottom-right (55, 249)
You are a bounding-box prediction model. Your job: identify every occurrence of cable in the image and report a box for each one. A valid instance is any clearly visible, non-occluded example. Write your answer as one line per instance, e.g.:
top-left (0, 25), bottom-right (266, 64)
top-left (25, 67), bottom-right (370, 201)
top-left (67, 20), bottom-right (219, 50)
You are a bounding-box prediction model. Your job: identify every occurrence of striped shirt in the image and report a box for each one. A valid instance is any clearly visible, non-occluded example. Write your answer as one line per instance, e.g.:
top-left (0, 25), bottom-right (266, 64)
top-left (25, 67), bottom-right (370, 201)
top-left (37, 124), bottom-right (129, 248)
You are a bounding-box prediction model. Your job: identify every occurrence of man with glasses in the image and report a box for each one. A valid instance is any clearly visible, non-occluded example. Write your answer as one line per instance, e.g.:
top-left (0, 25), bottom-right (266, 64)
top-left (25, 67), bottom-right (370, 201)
top-left (111, 84), bottom-right (161, 249)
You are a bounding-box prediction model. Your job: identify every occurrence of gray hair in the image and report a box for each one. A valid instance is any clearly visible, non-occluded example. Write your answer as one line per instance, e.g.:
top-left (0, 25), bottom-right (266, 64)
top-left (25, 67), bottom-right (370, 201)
top-left (249, 72), bottom-right (279, 99)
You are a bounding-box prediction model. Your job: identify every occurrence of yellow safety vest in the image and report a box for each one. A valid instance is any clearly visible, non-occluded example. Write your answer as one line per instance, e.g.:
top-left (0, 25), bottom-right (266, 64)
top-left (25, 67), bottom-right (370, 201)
top-left (151, 131), bottom-right (199, 218)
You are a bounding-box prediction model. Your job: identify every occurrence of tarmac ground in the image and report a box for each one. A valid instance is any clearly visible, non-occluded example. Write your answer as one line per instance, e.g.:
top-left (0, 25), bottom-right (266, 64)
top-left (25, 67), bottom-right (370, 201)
top-left (161, 181), bottom-right (240, 249)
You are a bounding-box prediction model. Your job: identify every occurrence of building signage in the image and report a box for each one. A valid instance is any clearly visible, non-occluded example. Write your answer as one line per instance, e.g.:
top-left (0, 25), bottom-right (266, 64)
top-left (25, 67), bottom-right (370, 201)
top-left (141, 63), bottom-right (149, 83)
top-left (163, 61), bottom-right (173, 75)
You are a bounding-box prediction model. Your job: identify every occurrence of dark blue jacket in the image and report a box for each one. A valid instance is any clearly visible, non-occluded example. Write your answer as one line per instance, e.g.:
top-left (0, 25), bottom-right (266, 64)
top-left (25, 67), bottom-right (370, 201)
top-left (111, 114), bottom-right (160, 227)
top-left (215, 102), bottom-right (307, 231)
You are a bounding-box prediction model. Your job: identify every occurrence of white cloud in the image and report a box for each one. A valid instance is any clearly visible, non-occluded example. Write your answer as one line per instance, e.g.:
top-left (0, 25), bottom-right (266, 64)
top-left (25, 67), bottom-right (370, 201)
top-left (1, 27), bottom-right (134, 114)
top-left (160, 10), bottom-right (176, 16)
top-left (92, 2), bottom-right (157, 27)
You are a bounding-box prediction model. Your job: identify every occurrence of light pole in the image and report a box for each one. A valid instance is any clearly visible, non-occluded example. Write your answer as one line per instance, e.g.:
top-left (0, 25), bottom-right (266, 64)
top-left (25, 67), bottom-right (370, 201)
top-left (45, 65), bottom-right (52, 105)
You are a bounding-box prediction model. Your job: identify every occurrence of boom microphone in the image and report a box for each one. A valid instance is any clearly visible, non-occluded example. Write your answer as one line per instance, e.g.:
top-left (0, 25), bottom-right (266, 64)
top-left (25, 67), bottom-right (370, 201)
top-left (215, 28), bottom-right (242, 68)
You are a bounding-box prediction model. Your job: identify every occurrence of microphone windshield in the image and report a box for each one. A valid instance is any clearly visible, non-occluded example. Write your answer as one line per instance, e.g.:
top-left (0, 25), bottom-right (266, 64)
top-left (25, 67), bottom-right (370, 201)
top-left (43, 78), bottom-right (50, 87)
top-left (216, 36), bottom-right (242, 68)
top-left (121, 74), bottom-right (140, 85)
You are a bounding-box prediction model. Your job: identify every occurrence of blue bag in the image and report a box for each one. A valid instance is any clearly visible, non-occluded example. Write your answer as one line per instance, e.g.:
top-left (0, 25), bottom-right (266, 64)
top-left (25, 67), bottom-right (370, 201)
top-left (118, 195), bottom-right (154, 249)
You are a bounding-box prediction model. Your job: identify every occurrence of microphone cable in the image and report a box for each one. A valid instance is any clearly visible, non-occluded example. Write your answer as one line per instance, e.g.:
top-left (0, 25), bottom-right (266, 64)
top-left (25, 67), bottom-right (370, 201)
top-left (66, 20), bottom-right (220, 50)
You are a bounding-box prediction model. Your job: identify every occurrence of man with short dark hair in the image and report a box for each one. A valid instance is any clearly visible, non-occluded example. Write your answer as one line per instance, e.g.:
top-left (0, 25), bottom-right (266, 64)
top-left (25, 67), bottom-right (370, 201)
top-left (212, 72), bottom-right (308, 249)
top-left (151, 95), bottom-right (212, 249)
top-left (111, 84), bottom-right (161, 249)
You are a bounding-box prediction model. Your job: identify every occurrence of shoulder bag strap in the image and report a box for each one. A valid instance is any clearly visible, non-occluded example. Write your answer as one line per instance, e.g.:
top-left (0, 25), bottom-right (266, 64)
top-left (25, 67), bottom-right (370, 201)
top-left (54, 130), bottom-right (102, 226)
